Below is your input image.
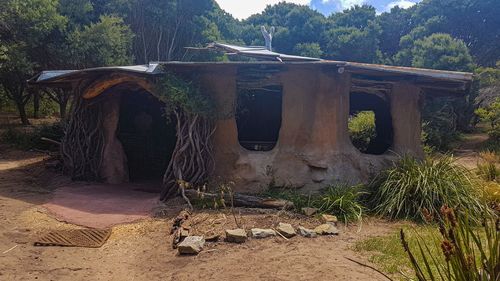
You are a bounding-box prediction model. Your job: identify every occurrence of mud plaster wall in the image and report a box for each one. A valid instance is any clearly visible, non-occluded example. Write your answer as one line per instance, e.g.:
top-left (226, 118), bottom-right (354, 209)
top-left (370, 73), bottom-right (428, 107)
top-left (200, 65), bottom-right (424, 193)
top-left (99, 93), bottom-right (129, 184)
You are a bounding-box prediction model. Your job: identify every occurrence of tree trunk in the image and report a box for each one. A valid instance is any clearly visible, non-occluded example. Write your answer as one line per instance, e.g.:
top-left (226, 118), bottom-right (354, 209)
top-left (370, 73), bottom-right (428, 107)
top-left (16, 101), bottom-right (30, 125)
top-left (33, 90), bottom-right (40, 119)
top-left (59, 98), bottom-right (68, 120)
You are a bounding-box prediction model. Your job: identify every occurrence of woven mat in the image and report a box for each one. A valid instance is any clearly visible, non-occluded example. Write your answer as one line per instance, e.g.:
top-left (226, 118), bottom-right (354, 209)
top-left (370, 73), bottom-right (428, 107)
top-left (34, 229), bottom-right (111, 248)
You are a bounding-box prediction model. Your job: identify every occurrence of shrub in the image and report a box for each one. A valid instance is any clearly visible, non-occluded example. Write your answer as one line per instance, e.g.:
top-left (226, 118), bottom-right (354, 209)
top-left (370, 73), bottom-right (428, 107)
top-left (477, 151), bottom-right (500, 182)
top-left (476, 98), bottom-right (500, 143)
top-left (422, 99), bottom-right (461, 152)
top-left (369, 155), bottom-right (488, 222)
top-left (263, 183), bottom-right (366, 223)
top-left (1, 122), bottom-right (64, 150)
top-left (349, 111), bottom-right (376, 153)
top-left (318, 183), bottom-right (366, 223)
top-left (401, 206), bottom-right (499, 281)
top-left (481, 181), bottom-right (500, 212)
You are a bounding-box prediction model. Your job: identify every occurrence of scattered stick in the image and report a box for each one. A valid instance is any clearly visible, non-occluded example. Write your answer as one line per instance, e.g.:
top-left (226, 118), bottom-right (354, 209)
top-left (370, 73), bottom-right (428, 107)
top-left (273, 228), bottom-right (289, 241)
top-left (344, 257), bottom-right (394, 281)
top-left (40, 137), bottom-right (61, 146)
top-left (2, 245), bottom-right (18, 254)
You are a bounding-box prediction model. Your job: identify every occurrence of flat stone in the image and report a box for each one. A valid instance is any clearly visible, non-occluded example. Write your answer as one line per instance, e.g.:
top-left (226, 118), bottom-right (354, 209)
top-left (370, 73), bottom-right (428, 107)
top-left (178, 236), bottom-right (205, 254)
top-left (276, 223), bottom-right (296, 238)
top-left (250, 228), bottom-right (276, 239)
top-left (302, 207), bottom-right (319, 216)
top-left (321, 214), bottom-right (338, 224)
top-left (314, 224), bottom-right (340, 235)
top-left (225, 229), bottom-right (247, 243)
top-left (297, 226), bottom-right (317, 238)
top-left (179, 228), bottom-right (189, 238)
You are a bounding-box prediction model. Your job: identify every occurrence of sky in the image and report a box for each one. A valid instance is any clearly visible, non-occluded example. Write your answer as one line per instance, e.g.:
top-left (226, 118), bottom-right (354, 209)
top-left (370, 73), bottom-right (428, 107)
top-left (215, 0), bottom-right (421, 20)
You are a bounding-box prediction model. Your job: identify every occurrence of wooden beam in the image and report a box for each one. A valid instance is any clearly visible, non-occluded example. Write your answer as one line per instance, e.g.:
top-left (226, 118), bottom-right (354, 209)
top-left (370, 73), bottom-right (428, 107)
top-left (82, 74), bottom-right (154, 99)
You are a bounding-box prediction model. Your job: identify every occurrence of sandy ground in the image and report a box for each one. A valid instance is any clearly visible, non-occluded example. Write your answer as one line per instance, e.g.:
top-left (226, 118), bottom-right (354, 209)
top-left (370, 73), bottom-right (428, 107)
top-left (0, 144), bottom-right (397, 281)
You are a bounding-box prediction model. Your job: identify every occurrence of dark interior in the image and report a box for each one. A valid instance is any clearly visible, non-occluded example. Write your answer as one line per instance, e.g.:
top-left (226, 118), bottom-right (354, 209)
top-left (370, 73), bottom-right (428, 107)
top-left (236, 85), bottom-right (283, 151)
top-left (349, 92), bottom-right (393, 155)
top-left (117, 88), bottom-right (176, 182)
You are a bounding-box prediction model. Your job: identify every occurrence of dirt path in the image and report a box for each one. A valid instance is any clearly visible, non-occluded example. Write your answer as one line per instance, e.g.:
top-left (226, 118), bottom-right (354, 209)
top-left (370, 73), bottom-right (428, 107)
top-left (453, 131), bottom-right (489, 169)
top-left (0, 146), bottom-right (394, 281)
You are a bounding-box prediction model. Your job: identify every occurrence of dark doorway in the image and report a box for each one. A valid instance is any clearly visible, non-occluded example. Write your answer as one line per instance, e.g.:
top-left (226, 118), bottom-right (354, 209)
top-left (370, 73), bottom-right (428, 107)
top-left (349, 92), bottom-right (393, 155)
top-left (117, 88), bottom-right (176, 182)
top-left (236, 85), bottom-right (282, 151)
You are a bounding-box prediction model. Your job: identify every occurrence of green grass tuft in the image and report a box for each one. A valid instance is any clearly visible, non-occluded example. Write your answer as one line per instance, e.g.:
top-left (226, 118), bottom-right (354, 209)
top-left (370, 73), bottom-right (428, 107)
top-left (369, 155), bottom-right (489, 222)
top-left (263, 183), bottom-right (366, 223)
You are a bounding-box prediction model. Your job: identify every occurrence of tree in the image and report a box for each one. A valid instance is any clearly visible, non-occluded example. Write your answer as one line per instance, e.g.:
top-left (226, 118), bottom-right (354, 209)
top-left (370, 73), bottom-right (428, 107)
top-left (67, 15), bottom-right (134, 68)
top-left (329, 4), bottom-right (376, 29)
top-left (293, 43), bottom-right (323, 58)
top-left (323, 23), bottom-right (381, 63)
top-left (106, 0), bottom-right (220, 63)
top-left (376, 6), bottom-right (415, 59)
top-left (411, 33), bottom-right (474, 72)
top-left (243, 3), bottom-right (325, 54)
top-left (0, 45), bottom-right (35, 125)
top-left (475, 98), bottom-right (500, 141)
top-left (323, 5), bottom-right (381, 63)
top-left (0, 0), bottom-right (66, 125)
top-left (412, 0), bottom-right (500, 66)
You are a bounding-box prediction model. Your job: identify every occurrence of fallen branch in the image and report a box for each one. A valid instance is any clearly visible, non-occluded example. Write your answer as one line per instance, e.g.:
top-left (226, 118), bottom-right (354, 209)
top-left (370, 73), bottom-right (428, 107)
top-left (184, 189), bottom-right (293, 210)
top-left (2, 245), bottom-right (18, 254)
top-left (40, 137), bottom-right (61, 146)
top-left (344, 257), bottom-right (394, 281)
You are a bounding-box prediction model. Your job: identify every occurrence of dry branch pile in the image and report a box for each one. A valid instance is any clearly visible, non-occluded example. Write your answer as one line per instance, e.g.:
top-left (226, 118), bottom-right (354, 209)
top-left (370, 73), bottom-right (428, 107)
top-left (61, 84), bottom-right (105, 180)
top-left (161, 110), bottom-right (216, 200)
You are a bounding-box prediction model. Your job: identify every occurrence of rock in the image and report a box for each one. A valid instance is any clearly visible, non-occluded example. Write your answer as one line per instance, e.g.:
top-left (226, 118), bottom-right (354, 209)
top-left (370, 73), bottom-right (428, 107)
top-left (179, 228), bottom-right (189, 238)
top-left (276, 223), bottom-right (296, 238)
top-left (225, 229), bottom-right (247, 243)
top-left (177, 236), bottom-right (205, 254)
top-left (297, 226), bottom-right (317, 238)
top-left (314, 224), bottom-right (340, 235)
top-left (205, 233), bottom-right (220, 242)
top-left (250, 228), bottom-right (276, 239)
top-left (302, 207), bottom-right (318, 216)
top-left (321, 214), bottom-right (338, 224)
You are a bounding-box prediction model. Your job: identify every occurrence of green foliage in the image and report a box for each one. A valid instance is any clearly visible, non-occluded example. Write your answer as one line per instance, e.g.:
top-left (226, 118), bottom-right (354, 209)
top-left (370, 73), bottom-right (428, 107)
top-left (67, 15), bottom-right (133, 68)
top-left (293, 43), bottom-right (323, 58)
top-left (422, 97), bottom-right (461, 152)
top-left (401, 207), bottom-right (498, 281)
top-left (245, 3), bottom-right (325, 54)
top-left (476, 151), bottom-right (500, 182)
top-left (318, 183), bottom-right (366, 223)
top-left (476, 64), bottom-right (500, 88)
top-left (377, 6), bottom-right (414, 58)
top-left (411, 33), bottom-right (474, 72)
top-left (1, 122), bottom-right (64, 150)
top-left (155, 72), bottom-right (214, 117)
top-left (369, 155), bottom-right (488, 222)
top-left (0, 0), bottom-right (67, 44)
top-left (330, 5), bottom-right (376, 29)
top-left (348, 111), bottom-right (376, 153)
top-left (324, 23), bottom-right (381, 63)
top-left (263, 183), bottom-right (366, 223)
top-left (476, 98), bottom-right (500, 142)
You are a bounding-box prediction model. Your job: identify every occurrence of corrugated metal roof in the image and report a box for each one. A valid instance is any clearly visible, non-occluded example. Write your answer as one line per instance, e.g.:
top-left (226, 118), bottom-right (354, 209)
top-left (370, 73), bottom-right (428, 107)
top-left (29, 60), bottom-right (473, 95)
top-left (210, 43), bottom-right (321, 62)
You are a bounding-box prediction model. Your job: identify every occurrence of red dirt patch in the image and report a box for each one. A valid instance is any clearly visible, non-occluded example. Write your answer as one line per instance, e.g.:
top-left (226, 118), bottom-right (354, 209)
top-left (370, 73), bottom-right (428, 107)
top-left (43, 183), bottom-right (160, 229)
